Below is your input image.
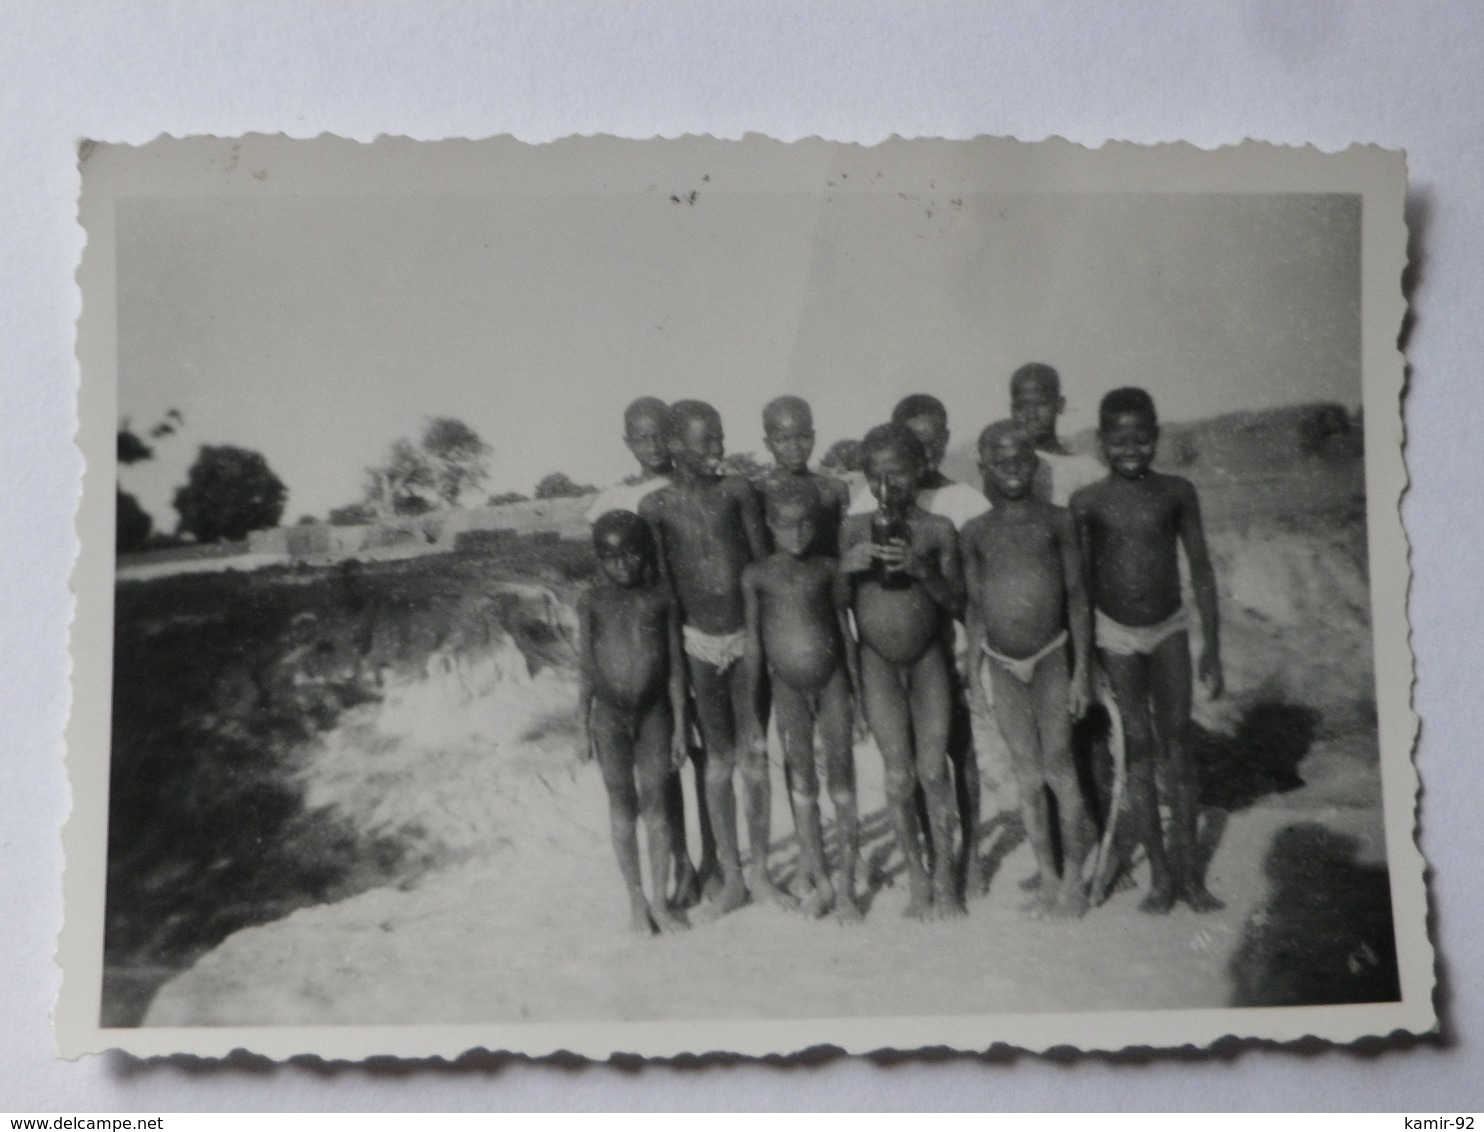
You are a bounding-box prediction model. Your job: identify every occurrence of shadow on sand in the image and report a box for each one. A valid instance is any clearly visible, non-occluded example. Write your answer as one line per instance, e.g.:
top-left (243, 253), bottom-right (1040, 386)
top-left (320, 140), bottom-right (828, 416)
top-left (1227, 823), bottom-right (1399, 1006)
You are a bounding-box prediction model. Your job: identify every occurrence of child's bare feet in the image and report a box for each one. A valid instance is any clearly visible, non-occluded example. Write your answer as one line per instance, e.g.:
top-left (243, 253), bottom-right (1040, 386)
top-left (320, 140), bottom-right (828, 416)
top-left (628, 902), bottom-right (657, 935)
top-left (701, 877), bottom-right (751, 920)
top-left (652, 905), bottom-right (691, 933)
top-left (1048, 882), bottom-right (1089, 920)
top-left (1181, 882), bottom-right (1225, 913)
top-left (902, 893), bottom-right (934, 920)
top-left (749, 868), bottom-right (801, 911)
top-left (799, 883), bottom-right (832, 919)
top-left (932, 875), bottom-right (967, 919)
top-left (965, 854), bottom-right (990, 899)
top-left (1018, 890), bottom-right (1056, 919)
top-left (1138, 883), bottom-right (1177, 915)
top-left (834, 893), bottom-right (864, 924)
top-left (696, 859), bottom-right (726, 902)
top-left (902, 873), bottom-right (934, 920)
top-left (672, 860), bottom-right (702, 910)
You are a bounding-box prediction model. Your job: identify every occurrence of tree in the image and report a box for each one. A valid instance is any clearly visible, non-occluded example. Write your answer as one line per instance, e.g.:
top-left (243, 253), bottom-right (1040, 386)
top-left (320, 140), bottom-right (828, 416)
top-left (361, 417), bottom-right (490, 517)
top-left (117, 409), bottom-right (183, 467)
top-left (117, 409), bottom-right (184, 553)
top-left (421, 416), bottom-right (491, 506)
top-left (720, 451), bottom-right (765, 480)
top-left (173, 444), bottom-right (287, 543)
top-left (116, 490), bottom-right (153, 553)
top-left (328, 502), bottom-right (375, 526)
top-left (486, 490), bottom-right (530, 506)
top-left (363, 437), bottom-right (435, 519)
top-left (533, 471), bottom-right (597, 500)
top-left (820, 438), bottom-right (863, 472)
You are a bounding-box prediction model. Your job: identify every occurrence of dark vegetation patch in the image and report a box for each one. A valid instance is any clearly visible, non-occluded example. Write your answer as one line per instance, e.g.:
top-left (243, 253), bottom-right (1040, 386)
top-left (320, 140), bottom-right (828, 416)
top-left (103, 533), bottom-right (595, 1025)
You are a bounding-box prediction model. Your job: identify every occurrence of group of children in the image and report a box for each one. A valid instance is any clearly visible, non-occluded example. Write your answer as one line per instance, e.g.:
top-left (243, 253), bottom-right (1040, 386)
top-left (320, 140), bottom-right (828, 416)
top-left (573, 363), bottom-right (1224, 935)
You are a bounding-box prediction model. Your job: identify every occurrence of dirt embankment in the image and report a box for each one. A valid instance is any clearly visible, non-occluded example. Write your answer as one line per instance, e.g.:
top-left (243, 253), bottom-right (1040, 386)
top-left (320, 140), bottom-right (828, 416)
top-left (111, 451), bottom-right (1398, 1028)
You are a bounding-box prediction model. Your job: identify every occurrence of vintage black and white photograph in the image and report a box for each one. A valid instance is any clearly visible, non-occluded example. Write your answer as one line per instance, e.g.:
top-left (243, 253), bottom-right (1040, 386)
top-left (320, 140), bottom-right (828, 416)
top-left (59, 134), bottom-right (1427, 1059)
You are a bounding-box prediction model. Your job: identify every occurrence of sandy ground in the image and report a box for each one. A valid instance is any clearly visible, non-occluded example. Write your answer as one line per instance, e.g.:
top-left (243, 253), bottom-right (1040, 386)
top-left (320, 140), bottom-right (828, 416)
top-left (128, 462), bottom-right (1398, 1029)
top-left (146, 667), bottom-right (1389, 1028)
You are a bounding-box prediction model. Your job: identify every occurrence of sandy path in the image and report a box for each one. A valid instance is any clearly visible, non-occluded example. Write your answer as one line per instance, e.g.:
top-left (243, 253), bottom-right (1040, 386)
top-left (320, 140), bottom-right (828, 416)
top-left (146, 719), bottom-right (1387, 1028)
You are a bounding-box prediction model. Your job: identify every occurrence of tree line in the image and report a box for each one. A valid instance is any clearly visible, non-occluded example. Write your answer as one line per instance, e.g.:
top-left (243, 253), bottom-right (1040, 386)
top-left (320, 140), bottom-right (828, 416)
top-left (116, 413), bottom-right (615, 553)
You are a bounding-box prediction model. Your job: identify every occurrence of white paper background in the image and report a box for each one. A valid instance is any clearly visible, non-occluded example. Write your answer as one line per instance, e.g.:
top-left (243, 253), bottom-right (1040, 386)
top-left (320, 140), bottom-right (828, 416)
top-left (2, 0), bottom-right (1478, 1111)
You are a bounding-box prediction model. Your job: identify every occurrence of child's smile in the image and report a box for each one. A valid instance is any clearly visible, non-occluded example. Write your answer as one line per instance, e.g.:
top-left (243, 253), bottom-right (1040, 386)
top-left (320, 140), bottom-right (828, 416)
top-left (1100, 413), bottom-right (1157, 479)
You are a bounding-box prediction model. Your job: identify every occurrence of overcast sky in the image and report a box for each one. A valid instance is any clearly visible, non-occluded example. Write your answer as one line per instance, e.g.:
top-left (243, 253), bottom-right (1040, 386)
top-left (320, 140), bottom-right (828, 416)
top-left (117, 189), bottom-right (1359, 526)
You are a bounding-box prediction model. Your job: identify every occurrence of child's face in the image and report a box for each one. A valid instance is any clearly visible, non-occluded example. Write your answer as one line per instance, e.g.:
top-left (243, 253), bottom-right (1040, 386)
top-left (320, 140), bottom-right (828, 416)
top-left (671, 414), bottom-right (725, 477)
top-left (903, 414), bottom-right (949, 471)
top-left (979, 435), bottom-right (1038, 501)
top-left (1100, 411), bottom-right (1158, 479)
top-left (624, 412), bottom-right (671, 476)
top-left (866, 446), bottom-right (921, 511)
top-left (763, 409), bottom-right (815, 474)
top-left (1010, 379), bottom-right (1064, 446)
top-left (768, 502), bottom-right (818, 557)
top-left (594, 527), bottom-right (648, 587)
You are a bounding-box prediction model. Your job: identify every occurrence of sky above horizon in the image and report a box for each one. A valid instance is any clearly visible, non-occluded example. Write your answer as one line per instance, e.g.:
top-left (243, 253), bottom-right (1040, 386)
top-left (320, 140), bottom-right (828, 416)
top-left (117, 190), bottom-right (1360, 528)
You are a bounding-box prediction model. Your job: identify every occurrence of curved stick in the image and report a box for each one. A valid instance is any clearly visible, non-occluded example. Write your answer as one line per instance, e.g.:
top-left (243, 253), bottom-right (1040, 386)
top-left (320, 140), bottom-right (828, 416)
top-left (1089, 666), bottom-right (1126, 905)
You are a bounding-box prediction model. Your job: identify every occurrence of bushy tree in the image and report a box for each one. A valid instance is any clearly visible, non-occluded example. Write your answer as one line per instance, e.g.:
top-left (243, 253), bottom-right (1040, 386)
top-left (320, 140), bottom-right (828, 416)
top-left (117, 409), bottom-right (183, 467)
top-left (720, 451), bottom-right (765, 479)
top-left (173, 444), bottom-right (287, 543)
top-left (820, 438), bottom-right (863, 472)
top-left (533, 472), bottom-right (597, 500)
top-left (422, 416), bottom-right (490, 506)
top-left (363, 437), bottom-right (435, 519)
top-left (116, 409), bottom-right (184, 552)
top-left (116, 490), bottom-right (153, 553)
top-left (362, 417), bottom-right (490, 517)
top-left (486, 490), bottom-right (530, 506)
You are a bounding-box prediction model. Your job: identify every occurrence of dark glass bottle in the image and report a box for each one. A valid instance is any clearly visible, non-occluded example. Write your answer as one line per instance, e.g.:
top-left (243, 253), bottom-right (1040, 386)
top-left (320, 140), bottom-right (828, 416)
top-left (871, 504), bottom-right (911, 589)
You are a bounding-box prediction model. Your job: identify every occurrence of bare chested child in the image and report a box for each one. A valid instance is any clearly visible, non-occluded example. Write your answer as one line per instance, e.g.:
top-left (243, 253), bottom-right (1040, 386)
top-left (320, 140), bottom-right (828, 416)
top-left (1070, 387), bottom-right (1225, 914)
top-left (757, 395), bottom-right (851, 556)
top-left (840, 424), bottom-right (966, 920)
top-left (575, 511), bottom-right (690, 935)
top-left (586, 397), bottom-right (712, 907)
top-left (961, 422), bottom-right (1094, 919)
top-left (741, 478), bottom-right (864, 921)
top-left (640, 400), bottom-right (794, 916)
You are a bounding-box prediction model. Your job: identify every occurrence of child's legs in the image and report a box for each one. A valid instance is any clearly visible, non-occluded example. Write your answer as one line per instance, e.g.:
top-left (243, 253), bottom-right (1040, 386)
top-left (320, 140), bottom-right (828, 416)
top-left (817, 665), bottom-right (859, 886)
top-left (591, 698), bottom-right (649, 925)
top-left (687, 656), bottom-right (745, 896)
top-left (681, 686), bottom-right (717, 879)
top-left (1100, 649), bottom-right (1173, 898)
top-left (1030, 649), bottom-right (1091, 890)
top-left (1146, 631), bottom-right (1212, 896)
top-left (909, 645), bottom-right (960, 908)
top-left (729, 660), bottom-right (785, 896)
top-left (860, 646), bottom-right (931, 905)
top-left (634, 698), bottom-right (687, 928)
top-left (987, 661), bottom-right (1056, 888)
top-left (773, 679), bottom-right (829, 891)
top-left (945, 661), bottom-right (982, 872)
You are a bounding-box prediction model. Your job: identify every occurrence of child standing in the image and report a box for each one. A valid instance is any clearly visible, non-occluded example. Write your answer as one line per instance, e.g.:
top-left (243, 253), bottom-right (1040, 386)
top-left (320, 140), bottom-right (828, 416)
top-left (758, 395), bottom-right (851, 556)
top-left (586, 396), bottom-right (711, 908)
top-left (640, 400), bottom-right (793, 916)
top-left (575, 511), bottom-right (690, 935)
top-left (1070, 387), bottom-right (1225, 914)
top-left (961, 422), bottom-right (1094, 918)
top-left (841, 424), bottom-right (966, 920)
top-left (741, 478), bottom-right (864, 921)
top-left (585, 396), bottom-right (675, 520)
top-left (1007, 363), bottom-right (1106, 506)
